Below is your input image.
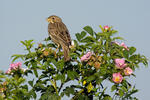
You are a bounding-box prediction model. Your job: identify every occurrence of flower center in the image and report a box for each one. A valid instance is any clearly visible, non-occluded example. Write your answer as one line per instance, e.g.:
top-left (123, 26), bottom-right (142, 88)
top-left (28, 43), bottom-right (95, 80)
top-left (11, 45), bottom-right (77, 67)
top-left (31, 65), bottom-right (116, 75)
top-left (119, 63), bottom-right (123, 66)
top-left (115, 77), bottom-right (120, 82)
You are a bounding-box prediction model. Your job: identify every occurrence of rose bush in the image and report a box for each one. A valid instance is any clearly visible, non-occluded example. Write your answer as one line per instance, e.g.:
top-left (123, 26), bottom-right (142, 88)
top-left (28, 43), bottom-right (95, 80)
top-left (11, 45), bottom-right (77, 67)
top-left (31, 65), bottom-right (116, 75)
top-left (0, 25), bottom-right (148, 100)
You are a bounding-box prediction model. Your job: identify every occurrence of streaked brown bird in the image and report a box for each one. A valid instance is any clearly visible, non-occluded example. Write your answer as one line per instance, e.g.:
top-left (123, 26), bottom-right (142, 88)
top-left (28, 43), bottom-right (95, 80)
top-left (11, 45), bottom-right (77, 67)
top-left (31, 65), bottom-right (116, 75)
top-left (47, 15), bottom-right (71, 61)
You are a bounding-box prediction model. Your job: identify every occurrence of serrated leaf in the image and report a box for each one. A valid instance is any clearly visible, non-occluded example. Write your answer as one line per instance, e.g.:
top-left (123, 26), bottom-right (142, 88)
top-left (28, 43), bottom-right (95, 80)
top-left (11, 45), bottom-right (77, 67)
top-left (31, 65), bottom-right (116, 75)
top-left (83, 26), bottom-right (93, 36)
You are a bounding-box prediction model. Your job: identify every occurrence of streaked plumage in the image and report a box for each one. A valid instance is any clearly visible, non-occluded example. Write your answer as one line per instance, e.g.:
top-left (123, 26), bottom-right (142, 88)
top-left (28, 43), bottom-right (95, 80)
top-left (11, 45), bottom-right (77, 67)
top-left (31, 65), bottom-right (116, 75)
top-left (47, 15), bottom-right (71, 61)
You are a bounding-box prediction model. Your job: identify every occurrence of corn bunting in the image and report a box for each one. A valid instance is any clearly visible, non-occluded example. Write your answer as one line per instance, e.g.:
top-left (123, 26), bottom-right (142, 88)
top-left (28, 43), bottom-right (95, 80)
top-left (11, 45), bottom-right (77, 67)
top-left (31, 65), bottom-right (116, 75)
top-left (47, 15), bottom-right (71, 61)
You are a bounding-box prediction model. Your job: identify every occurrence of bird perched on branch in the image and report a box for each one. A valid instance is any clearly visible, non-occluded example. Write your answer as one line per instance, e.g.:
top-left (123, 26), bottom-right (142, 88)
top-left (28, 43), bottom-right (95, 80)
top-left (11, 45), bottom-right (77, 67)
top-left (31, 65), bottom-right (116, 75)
top-left (47, 15), bottom-right (72, 61)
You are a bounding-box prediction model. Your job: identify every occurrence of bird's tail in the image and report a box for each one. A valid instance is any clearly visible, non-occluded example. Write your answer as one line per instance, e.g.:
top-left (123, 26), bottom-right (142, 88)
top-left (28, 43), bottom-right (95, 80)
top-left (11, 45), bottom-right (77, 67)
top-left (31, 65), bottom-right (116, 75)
top-left (62, 45), bottom-right (70, 61)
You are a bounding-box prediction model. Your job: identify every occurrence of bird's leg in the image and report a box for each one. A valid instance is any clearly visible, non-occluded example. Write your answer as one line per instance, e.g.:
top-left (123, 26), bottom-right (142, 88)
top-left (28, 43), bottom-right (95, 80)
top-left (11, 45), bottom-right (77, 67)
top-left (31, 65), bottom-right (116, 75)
top-left (54, 44), bottom-right (60, 58)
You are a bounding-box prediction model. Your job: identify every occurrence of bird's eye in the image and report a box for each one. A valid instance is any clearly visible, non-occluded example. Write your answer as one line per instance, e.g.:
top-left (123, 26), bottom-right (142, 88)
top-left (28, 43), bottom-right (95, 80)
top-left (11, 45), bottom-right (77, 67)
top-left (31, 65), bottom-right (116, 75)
top-left (52, 17), bottom-right (55, 20)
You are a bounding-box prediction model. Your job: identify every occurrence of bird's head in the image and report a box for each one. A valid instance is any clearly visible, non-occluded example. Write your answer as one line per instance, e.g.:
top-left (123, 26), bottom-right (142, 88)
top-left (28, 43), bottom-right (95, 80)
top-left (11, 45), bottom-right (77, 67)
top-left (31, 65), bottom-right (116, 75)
top-left (47, 15), bottom-right (62, 23)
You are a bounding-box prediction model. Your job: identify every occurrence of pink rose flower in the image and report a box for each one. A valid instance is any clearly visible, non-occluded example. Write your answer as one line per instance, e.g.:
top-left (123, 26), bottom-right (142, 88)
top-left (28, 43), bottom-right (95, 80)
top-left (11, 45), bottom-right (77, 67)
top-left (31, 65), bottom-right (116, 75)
top-left (120, 42), bottom-right (129, 50)
top-left (115, 58), bottom-right (127, 69)
top-left (10, 62), bottom-right (22, 70)
top-left (80, 52), bottom-right (92, 61)
top-left (6, 62), bottom-right (22, 74)
top-left (113, 42), bottom-right (129, 50)
top-left (112, 72), bottom-right (123, 83)
top-left (104, 25), bottom-right (109, 30)
top-left (124, 67), bottom-right (133, 75)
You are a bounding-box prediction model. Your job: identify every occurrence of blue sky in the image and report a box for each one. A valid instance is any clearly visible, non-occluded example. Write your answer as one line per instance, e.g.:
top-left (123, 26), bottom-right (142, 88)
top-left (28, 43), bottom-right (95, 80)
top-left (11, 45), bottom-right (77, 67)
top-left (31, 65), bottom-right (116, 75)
top-left (0, 0), bottom-right (150, 99)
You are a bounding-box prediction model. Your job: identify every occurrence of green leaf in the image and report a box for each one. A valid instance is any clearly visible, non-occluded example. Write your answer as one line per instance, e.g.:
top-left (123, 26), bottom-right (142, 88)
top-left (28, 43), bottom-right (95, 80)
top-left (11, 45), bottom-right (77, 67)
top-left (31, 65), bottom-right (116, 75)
top-left (119, 89), bottom-right (124, 97)
top-left (75, 33), bottom-right (81, 41)
top-left (33, 69), bottom-right (38, 77)
top-left (129, 55), bottom-right (137, 61)
top-left (87, 75), bottom-right (95, 82)
top-left (81, 31), bottom-right (87, 38)
top-left (28, 80), bottom-right (34, 87)
top-left (83, 26), bottom-right (94, 36)
top-left (61, 87), bottom-right (75, 97)
top-left (121, 86), bottom-right (128, 92)
top-left (40, 93), bottom-right (60, 100)
top-left (104, 96), bottom-right (112, 100)
top-left (51, 59), bottom-right (58, 67)
top-left (112, 37), bottom-right (124, 40)
top-left (56, 74), bottom-right (65, 83)
top-left (124, 89), bottom-right (138, 98)
top-left (95, 32), bottom-right (101, 40)
top-left (99, 25), bottom-right (104, 32)
top-left (11, 54), bottom-right (24, 62)
top-left (44, 36), bottom-right (51, 41)
top-left (111, 85), bottom-right (117, 92)
top-left (57, 60), bottom-right (64, 70)
top-left (29, 89), bottom-right (37, 99)
top-left (111, 30), bottom-right (118, 34)
top-left (20, 41), bottom-right (26, 46)
top-left (129, 47), bottom-right (136, 55)
top-left (67, 71), bottom-right (78, 80)
top-left (123, 50), bottom-right (129, 58)
top-left (80, 36), bottom-right (95, 43)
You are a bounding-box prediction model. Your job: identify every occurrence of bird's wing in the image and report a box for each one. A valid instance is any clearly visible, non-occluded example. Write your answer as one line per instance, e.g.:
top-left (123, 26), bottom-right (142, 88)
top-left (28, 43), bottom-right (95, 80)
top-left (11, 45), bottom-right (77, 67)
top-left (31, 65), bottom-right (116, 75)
top-left (48, 22), bottom-right (71, 47)
top-left (59, 22), bottom-right (72, 46)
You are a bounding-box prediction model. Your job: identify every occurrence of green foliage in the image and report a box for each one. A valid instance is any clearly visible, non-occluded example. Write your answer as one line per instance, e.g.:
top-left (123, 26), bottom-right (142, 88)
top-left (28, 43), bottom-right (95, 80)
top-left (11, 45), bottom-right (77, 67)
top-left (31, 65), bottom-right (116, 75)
top-left (0, 25), bottom-right (148, 100)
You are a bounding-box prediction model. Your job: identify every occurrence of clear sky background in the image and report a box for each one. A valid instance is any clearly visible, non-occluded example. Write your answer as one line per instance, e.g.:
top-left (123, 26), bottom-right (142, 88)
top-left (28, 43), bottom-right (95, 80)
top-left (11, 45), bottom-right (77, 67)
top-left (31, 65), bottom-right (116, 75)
top-left (0, 0), bottom-right (150, 99)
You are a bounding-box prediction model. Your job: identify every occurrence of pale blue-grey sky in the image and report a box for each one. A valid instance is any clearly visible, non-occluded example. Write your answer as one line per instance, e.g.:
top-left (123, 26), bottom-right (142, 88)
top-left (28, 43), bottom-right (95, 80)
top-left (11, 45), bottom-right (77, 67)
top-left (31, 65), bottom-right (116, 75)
top-left (0, 0), bottom-right (150, 99)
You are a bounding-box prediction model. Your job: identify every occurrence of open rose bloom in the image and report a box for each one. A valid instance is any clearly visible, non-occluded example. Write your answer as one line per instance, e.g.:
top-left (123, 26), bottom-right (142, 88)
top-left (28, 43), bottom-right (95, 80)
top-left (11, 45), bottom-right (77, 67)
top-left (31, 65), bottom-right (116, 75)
top-left (6, 62), bottom-right (22, 74)
top-left (115, 58), bottom-right (127, 69)
top-left (112, 72), bottom-right (123, 83)
top-left (124, 67), bottom-right (133, 75)
top-left (10, 62), bottom-right (22, 70)
top-left (80, 52), bottom-right (92, 62)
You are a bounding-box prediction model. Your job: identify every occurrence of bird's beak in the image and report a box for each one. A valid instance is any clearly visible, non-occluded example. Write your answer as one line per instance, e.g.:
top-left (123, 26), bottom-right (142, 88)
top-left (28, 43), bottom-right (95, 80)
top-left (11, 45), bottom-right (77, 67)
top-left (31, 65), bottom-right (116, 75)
top-left (47, 18), bottom-right (53, 23)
